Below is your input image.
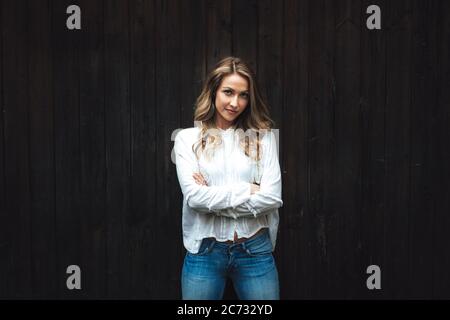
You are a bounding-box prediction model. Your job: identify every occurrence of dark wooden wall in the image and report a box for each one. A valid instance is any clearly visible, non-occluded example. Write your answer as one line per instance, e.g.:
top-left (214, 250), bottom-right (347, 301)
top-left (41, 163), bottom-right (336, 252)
top-left (0, 0), bottom-right (449, 299)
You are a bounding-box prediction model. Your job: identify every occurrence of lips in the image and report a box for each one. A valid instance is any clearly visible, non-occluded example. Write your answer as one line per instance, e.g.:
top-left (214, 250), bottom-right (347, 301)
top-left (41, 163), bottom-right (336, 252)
top-left (225, 108), bottom-right (237, 114)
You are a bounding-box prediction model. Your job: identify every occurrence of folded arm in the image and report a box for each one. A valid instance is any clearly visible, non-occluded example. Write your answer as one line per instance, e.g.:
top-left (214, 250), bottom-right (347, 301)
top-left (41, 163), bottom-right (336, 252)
top-left (189, 131), bottom-right (283, 219)
top-left (174, 130), bottom-right (252, 213)
top-left (220, 131), bottom-right (283, 218)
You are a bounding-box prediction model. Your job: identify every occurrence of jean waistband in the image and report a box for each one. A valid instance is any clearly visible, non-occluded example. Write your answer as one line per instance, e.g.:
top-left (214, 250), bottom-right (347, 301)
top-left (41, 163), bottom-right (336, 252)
top-left (211, 228), bottom-right (268, 245)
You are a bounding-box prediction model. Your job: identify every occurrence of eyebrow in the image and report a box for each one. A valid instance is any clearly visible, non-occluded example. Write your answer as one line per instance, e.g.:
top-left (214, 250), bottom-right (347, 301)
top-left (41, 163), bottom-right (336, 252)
top-left (222, 87), bottom-right (249, 93)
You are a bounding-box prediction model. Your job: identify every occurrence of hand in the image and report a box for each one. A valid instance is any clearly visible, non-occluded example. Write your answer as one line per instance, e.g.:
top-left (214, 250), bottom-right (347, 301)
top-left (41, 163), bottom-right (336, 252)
top-left (193, 172), bottom-right (208, 186)
top-left (250, 183), bottom-right (260, 195)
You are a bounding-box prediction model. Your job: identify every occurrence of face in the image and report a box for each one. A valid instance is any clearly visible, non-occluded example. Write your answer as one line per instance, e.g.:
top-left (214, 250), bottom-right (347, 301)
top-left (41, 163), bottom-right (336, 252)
top-left (214, 73), bottom-right (249, 129)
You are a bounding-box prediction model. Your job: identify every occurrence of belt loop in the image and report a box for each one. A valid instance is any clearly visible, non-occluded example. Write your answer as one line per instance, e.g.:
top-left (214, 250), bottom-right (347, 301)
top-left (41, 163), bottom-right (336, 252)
top-left (209, 238), bottom-right (216, 251)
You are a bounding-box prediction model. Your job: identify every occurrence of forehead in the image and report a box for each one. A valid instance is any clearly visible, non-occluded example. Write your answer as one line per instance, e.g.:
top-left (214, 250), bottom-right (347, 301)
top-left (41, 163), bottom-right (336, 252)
top-left (219, 73), bottom-right (249, 91)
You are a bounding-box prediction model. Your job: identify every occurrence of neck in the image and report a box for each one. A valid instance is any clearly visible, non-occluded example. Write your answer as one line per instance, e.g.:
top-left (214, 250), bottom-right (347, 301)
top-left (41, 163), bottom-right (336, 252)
top-left (215, 119), bottom-right (234, 130)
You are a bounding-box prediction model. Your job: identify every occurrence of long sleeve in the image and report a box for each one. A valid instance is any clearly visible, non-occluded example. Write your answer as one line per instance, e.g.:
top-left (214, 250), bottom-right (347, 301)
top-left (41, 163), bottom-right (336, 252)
top-left (219, 131), bottom-right (283, 219)
top-left (174, 130), bottom-right (252, 213)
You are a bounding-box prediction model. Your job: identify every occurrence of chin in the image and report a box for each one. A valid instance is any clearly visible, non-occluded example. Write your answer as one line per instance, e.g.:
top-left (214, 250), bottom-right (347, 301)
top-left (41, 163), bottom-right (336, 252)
top-left (222, 115), bottom-right (235, 122)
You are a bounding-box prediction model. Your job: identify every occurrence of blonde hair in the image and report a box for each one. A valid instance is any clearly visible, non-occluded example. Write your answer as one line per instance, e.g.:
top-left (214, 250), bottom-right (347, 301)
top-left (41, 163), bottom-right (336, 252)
top-left (192, 56), bottom-right (275, 162)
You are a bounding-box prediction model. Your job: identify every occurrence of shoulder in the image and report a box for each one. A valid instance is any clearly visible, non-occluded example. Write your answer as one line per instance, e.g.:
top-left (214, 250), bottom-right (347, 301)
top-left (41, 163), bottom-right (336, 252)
top-left (174, 127), bottom-right (201, 145)
top-left (260, 129), bottom-right (277, 146)
top-left (259, 130), bottom-right (279, 160)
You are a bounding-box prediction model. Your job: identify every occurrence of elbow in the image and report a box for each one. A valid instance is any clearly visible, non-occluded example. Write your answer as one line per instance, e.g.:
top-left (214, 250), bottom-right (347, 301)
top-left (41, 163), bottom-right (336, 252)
top-left (248, 197), bottom-right (283, 218)
top-left (276, 198), bottom-right (283, 209)
top-left (186, 195), bottom-right (217, 212)
top-left (187, 198), bottom-right (207, 210)
top-left (268, 199), bottom-right (283, 211)
top-left (186, 194), bottom-right (204, 210)
top-left (267, 194), bottom-right (283, 209)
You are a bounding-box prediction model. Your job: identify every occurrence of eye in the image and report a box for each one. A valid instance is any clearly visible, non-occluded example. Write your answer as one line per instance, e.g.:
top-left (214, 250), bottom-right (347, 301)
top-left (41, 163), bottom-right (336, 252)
top-left (240, 93), bottom-right (249, 99)
top-left (223, 89), bottom-right (232, 96)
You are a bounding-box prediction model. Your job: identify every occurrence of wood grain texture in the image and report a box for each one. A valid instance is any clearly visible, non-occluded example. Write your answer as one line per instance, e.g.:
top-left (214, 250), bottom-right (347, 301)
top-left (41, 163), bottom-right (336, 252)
top-left (0, 0), bottom-right (448, 299)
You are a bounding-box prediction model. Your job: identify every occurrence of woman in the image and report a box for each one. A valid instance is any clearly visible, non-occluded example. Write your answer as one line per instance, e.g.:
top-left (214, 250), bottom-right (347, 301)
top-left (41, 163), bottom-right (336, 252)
top-left (174, 57), bottom-right (283, 300)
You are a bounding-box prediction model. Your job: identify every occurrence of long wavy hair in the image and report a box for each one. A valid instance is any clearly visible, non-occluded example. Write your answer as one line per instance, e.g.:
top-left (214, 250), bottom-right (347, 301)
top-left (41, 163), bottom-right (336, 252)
top-left (192, 57), bottom-right (275, 162)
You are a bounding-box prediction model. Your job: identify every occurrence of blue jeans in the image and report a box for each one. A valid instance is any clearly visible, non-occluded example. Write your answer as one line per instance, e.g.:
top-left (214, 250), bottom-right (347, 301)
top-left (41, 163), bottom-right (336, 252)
top-left (181, 229), bottom-right (280, 300)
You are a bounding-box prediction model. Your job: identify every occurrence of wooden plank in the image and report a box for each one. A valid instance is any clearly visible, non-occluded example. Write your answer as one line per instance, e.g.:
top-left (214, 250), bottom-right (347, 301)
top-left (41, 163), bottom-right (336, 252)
top-left (180, 0), bottom-right (206, 129)
top-left (28, 0), bottom-right (57, 298)
top-left (155, 0), bottom-right (182, 299)
top-left (0, 0), bottom-right (6, 298)
top-left (383, 0), bottom-right (413, 298)
top-left (279, 0), bottom-right (311, 299)
top-left (232, 0), bottom-right (257, 71)
top-left (360, 0), bottom-right (388, 300)
top-left (205, 0), bottom-right (231, 71)
top-left (77, 0), bottom-right (107, 298)
top-left (408, 0), bottom-right (439, 299)
top-left (128, 0), bottom-right (157, 299)
top-left (258, 0), bottom-right (283, 129)
top-left (433, 0), bottom-right (450, 299)
top-left (104, 0), bottom-right (132, 298)
top-left (176, 0), bottom-right (207, 298)
top-left (306, 0), bottom-right (339, 298)
top-left (51, 0), bottom-right (82, 299)
top-left (1, 0), bottom-right (32, 298)
top-left (258, 0), bottom-right (285, 298)
top-left (334, 0), bottom-right (363, 298)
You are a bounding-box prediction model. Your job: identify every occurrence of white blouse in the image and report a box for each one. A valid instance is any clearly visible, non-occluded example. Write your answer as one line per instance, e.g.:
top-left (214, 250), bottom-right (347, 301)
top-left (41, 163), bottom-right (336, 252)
top-left (173, 126), bottom-right (283, 254)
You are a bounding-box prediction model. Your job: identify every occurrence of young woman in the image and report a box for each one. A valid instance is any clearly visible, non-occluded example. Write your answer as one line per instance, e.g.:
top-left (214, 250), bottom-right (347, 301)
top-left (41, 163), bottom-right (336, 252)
top-left (174, 57), bottom-right (283, 300)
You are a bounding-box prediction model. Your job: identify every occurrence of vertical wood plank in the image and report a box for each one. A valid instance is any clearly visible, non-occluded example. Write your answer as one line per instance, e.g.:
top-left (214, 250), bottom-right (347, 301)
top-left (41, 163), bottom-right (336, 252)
top-left (334, 0), bottom-right (363, 298)
top-left (232, 0), bottom-right (257, 71)
top-left (2, 0), bottom-right (32, 298)
top-left (383, 0), bottom-right (413, 298)
top-left (129, 0), bottom-right (157, 299)
top-left (104, 0), bottom-right (131, 298)
top-left (78, 0), bottom-right (107, 298)
top-left (0, 0), bottom-right (6, 298)
top-left (360, 0), bottom-right (388, 300)
top-left (433, 0), bottom-right (450, 299)
top-left (176, 0), bottom-right (207, 296)
top-left (180, 0), bottom-right (206, 129)
top-left (258, 0), bottom-right (285, 298)
top-left (52, 0), bottom-right (82, 299)
top-left (205, 0), bottom-right (231, 71)
top-left (307, 0), bottom-right (338, 298)
top-left (155, 0), bottom-right (182, 299)
top-left (258, 0), bottom-right (283, 128)
top-left (28, 0), bottom-right (57, 298)
top-left (408, 0), bottom-right (438, 298)
top-left (280, 0), bottom-right (311, 299)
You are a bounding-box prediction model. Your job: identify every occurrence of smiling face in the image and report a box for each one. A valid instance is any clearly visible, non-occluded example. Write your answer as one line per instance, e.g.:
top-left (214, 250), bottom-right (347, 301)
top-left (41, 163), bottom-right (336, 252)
top-left (214, 73), bottom-right (250, 130)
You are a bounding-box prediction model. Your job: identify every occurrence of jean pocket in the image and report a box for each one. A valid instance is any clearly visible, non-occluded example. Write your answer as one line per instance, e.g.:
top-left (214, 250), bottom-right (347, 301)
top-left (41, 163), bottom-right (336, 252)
top-left (244, 235), bottom-right (273, 257)
top-left (189, 238), bottom-right (215, 256)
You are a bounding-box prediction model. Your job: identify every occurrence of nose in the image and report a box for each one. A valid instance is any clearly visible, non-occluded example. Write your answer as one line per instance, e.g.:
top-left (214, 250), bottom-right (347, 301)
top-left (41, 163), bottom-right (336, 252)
top-left (230, 95), bottom-right (239, 108)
